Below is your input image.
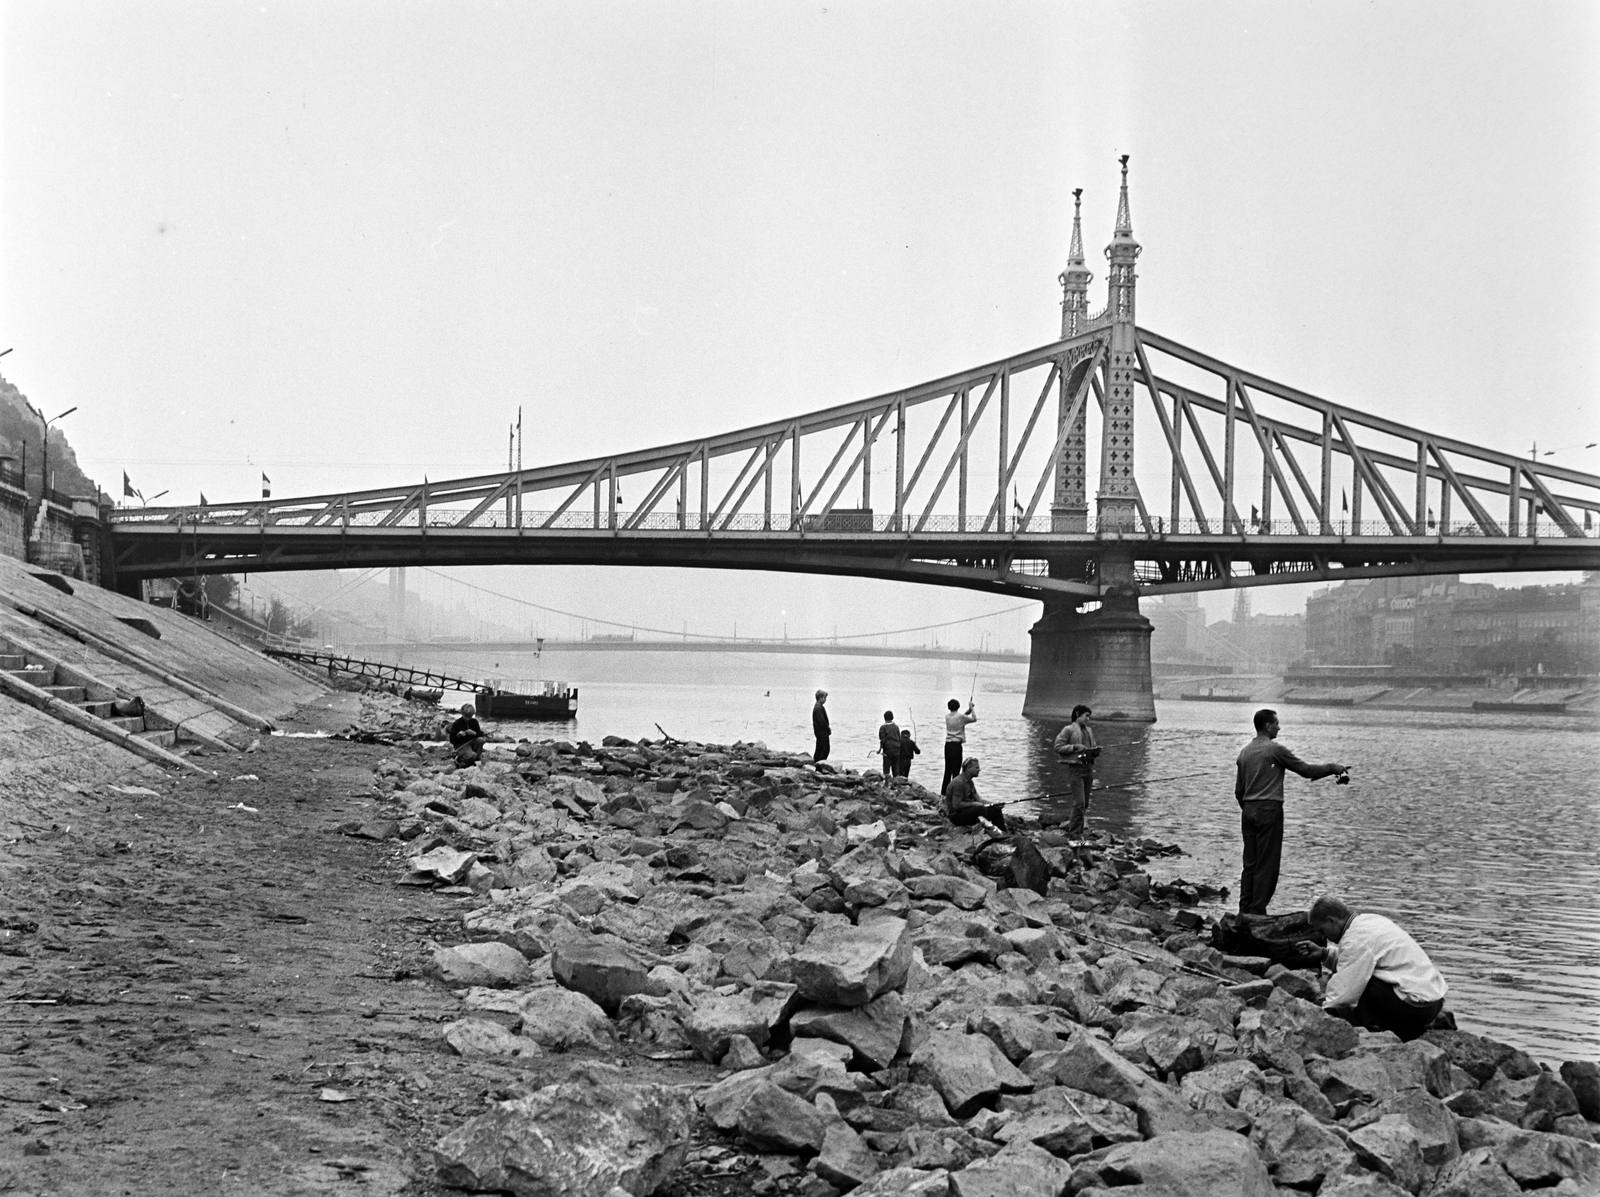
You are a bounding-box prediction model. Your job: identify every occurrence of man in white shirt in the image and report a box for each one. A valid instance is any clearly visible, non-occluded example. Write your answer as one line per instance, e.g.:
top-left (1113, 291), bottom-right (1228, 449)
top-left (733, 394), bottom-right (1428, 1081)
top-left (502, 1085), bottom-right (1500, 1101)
top-left (1309, 895), bottom-right (1448, 1042)
top-left (941, 698), bottom-right (977, 796)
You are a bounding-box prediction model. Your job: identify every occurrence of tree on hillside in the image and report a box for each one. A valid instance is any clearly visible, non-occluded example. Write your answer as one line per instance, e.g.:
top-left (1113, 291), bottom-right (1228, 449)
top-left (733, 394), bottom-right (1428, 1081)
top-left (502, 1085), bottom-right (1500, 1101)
top-left (0, 374), bottom-right (102, 499)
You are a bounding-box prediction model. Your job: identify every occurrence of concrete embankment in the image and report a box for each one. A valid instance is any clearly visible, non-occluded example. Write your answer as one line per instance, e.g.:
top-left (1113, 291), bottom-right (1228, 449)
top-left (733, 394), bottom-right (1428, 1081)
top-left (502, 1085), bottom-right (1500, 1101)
top-left (1153, 671), bottom-right (1600, 715)
top-left (0, 553), bottom-right (321, 804)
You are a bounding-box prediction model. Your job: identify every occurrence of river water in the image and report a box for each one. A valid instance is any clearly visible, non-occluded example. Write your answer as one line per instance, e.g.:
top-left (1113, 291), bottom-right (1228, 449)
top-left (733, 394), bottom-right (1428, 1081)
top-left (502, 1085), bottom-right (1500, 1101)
top-left (395, 646), bottom-right (1600, 1065)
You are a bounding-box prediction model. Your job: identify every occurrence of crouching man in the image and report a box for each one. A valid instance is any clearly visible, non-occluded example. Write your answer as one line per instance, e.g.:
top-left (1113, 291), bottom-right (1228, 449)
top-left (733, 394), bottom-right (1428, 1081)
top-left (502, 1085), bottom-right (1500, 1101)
top-left (1310, 895), bottom-right (1447, 1041)
top-left (448, 703), bottom-right (487, 768)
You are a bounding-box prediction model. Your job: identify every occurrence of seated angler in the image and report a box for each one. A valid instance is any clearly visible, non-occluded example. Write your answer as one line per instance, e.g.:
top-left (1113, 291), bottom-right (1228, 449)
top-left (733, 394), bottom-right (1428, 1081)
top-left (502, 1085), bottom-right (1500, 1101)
top-left (448, 703), bottom-right (487, 768)
top-left (1309, 895), bottom-right (1448, 1042)
top-left (945, 757), bottom-right (1008, 833)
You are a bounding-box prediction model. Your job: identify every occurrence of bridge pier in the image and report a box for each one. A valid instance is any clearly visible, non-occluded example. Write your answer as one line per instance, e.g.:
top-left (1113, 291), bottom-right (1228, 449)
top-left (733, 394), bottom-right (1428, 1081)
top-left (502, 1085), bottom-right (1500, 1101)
top-left (1022, 585), bottom-right (1155, 723)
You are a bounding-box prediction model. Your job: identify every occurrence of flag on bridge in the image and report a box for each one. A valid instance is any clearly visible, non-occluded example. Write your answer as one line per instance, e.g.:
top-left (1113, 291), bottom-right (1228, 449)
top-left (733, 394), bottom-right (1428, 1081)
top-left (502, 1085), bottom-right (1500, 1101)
top-left (1427, 506), bottom-right (1436, 530)
top-left (1012, 487), bottom-right (1023, 526)
top-left (123, 472), bottom-right (136, 499)
top-left (261, 472), bottom-right (271, 499)
top-left (1250, 505), bottom-right (1260, 527)
top-left (199, 492), bottom-right (208, 507)
top-left (1341, 489), bottom-right (1349, 513)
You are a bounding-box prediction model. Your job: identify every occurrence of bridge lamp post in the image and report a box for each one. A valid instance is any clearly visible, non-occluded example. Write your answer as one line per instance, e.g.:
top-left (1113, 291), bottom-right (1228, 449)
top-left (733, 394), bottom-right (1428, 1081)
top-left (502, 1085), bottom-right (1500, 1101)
top-left (34, 404), bottom-right (77, 507)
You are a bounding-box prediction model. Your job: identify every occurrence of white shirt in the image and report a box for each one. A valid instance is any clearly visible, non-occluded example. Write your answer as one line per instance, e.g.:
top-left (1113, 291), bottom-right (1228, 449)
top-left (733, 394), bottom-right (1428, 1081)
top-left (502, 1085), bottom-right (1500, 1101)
top-left (1324, 913), bottom-right (1448, 1009)
top-left (945, 709), bottom-right (976, 743)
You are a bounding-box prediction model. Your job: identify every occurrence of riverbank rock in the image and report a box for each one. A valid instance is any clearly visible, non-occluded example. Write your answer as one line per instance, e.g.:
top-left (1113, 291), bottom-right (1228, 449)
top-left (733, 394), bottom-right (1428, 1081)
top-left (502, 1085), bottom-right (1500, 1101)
top-left (551, 938), bottom-right (662, 1014)
top-left (431, 941), bottom-right (530, 988)
top-left (791, 917), bottom-right (913, 1007)
top-left (1069, 1130), bottom-right (1275, 1197)
top-left (433, 1065), bottom-right (692, 1197)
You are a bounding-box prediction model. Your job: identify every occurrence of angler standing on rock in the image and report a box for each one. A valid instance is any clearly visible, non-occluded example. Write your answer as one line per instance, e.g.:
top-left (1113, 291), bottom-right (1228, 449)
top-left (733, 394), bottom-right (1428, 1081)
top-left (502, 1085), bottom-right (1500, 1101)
top-left (1052, 703), bottom-right (1100, 841)
top-left (1310, 895), bottom-right (1447, 1041)
top-left (941, 697), bottom-right (977, 795)
top-left (1235, 708), bottom-right (1348, 915)
top-left (811, 689), bottom-right (831, 762)
top-left (877, 711), bottom-right (901, 776)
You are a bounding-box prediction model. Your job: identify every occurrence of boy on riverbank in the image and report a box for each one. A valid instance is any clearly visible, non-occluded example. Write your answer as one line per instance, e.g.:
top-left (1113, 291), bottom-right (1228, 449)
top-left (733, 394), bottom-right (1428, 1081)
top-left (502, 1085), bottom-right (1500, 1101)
top-left (894, 727), bottom-right (920, 779)
top-left (941, 698), bottom-right (977, 794)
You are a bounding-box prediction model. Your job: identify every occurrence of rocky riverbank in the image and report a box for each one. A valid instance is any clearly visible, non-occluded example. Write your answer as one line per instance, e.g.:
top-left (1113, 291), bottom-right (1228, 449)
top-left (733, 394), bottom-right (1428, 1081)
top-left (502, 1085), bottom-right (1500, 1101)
top-left (348, 694), bottom-right (1600, 1197)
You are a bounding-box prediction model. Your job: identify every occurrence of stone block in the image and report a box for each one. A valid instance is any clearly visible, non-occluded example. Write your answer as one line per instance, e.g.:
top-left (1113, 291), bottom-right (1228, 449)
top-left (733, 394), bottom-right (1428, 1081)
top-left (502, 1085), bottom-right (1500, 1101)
top-left (948, 1142), bottom-right (1071, 1197)
top-left (1348, 1114), bottom-right (1426, 1194)
top-left (909, 1030), bottom-right (1032, 1119)
top-left (516, 987), bottom-right (614, 1052)
top-left (432, 941), bottom-right (531, 988)
top-left (551, 938), bottom-right (663, 1015)
top-left (433, 1065), bottom-right (692, 1197)
top-left (1069, 1130), bottom-right (1275, 1197)
top-left (791, 991), bottom-right (911, 1070)
top-left (737, 1081), bottom-right (828, 1154)
top-left (992, 1086), bottom-right (1140, 1158)
top-left (792, 918), bottom-right (913, 1007)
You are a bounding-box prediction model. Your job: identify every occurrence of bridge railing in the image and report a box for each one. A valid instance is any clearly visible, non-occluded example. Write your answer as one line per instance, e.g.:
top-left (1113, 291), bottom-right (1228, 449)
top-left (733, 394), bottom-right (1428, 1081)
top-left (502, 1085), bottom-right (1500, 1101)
top-left (110, 503), bottom-right (1596, 540)
top-left (106, 322), bottom-right (1600, 551)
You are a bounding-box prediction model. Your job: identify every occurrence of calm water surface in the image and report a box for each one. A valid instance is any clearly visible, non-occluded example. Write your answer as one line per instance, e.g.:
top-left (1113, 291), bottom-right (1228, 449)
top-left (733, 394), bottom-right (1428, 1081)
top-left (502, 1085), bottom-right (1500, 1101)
top-left (401, 646), bottom-right (1599, 1064)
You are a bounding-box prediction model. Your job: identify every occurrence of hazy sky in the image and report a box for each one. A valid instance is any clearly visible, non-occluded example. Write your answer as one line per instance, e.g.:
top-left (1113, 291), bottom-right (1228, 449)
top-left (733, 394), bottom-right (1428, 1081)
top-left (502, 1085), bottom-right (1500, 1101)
top-left (3, 1), bottom-right (1596, 639)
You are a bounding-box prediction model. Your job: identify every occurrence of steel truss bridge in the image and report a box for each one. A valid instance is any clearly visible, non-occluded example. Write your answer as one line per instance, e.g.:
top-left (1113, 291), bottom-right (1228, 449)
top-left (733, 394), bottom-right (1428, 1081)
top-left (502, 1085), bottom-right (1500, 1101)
top-left (110, 166), bottom-right (1600, 604)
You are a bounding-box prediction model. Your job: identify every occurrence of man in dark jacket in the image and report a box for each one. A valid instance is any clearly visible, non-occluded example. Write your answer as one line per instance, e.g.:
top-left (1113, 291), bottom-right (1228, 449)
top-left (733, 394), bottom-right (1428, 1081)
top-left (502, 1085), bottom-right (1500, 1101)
top-left (812, 690), bottom-right (831, 762)
top-left (878, 711), bottom-right (901, 776)
top-left (449, 704), bottom-right (487, 768)
top-left (1235, 709), bottom-right (1348, 914)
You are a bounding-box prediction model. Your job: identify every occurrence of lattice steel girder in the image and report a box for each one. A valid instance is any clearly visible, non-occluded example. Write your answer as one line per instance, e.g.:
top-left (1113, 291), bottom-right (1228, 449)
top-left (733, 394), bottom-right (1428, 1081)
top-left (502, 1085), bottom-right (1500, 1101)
top-left (109, 523), bottom-right (1600, 599)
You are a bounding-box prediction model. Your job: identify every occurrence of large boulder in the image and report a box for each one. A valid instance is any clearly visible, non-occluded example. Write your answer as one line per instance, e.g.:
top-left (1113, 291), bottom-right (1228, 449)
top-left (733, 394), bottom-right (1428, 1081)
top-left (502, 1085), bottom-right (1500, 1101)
top-left (948, 1142), bottom-right (1071, 1197)
top-left (1560, 1060), bottom-right (1600, 1121)
top-left (1243, 1095), bottom-right (1356, 1190)
top-left (851, 1166), bottom-right (951, 1196)
top-left (432, 941), bottom-right (531, 988)
top-left (1308, 1054), bottom-right (1400, 1114)
top-left (812, 1121), bottom-right (880, 1190)
top-left (792, 918), bottom-right (913, 1007)
top-left (551, 938), bottom-right (663, 1015)
top-left (683, 981), bottom-right (799, 1063)
top-left (1425, 1147), bottom-right (1521, 1197)
top-left (909, 1030), bottom-right (1032, 1118)
top-left (433, 1065), bottom-right (693, 1197)
top-left (790, 991), bottom-right (910, 1070)
top-left (1372, 1087), bottom-right (1459, 1166)
top-left (443, 1017), bottom-right (525, 1058)
top-left (1068, 1130), bottom-right (1276, 1197)
top-left (1348, 1114), bottom-right (1426, 1194)
top-left (1028, 1031), bottom-right (1209, 1137)
top-left (736, 1081), bottom-right (827, 1154)
top-left (515, 987), bottom-right (614, 1052)
top-left (993, 1086), bottom-right (1140, 1158)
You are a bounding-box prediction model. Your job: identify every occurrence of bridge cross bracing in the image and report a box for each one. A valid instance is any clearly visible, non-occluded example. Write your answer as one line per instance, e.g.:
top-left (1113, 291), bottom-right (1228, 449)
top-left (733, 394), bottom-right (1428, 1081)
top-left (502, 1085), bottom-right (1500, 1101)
top-left (110, 163), bottom-right (1600, 600)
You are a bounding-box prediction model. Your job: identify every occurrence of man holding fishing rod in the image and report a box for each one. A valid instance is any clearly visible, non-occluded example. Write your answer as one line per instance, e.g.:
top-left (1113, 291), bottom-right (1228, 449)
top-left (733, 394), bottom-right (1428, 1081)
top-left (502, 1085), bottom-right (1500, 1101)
top-left (1052, 704), bottom-right (1100, 840)
top-left (1236, 708), bottom-right (1349, 915)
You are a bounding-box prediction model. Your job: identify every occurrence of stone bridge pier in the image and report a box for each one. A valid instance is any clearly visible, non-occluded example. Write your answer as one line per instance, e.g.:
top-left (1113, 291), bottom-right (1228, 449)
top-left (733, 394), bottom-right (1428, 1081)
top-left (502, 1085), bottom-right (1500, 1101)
top-left (1021, 550), bottom-right (1155, 723)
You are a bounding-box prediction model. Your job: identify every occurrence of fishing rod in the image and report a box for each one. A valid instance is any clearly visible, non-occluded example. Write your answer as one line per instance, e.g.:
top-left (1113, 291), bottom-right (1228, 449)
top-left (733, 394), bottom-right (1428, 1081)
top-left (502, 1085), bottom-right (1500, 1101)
top-left (1032, 766), bottom-right (1235, 802)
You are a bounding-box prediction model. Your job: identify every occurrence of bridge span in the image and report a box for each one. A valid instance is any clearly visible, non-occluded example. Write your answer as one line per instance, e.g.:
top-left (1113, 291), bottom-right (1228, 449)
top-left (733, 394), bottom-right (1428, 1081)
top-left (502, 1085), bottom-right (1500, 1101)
top-left (108, 163), bottom-right (1600, 721)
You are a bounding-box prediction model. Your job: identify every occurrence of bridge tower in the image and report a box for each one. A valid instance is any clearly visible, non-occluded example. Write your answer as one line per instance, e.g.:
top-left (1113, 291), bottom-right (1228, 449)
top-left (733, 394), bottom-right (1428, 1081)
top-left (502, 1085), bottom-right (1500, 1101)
top-left (1024, 157), bottom-right (1155, 724)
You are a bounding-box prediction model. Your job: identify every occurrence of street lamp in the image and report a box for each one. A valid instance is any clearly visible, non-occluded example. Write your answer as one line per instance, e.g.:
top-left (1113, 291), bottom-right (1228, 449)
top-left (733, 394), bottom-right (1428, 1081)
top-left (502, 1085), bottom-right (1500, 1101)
top-left (36, 405), bottom-right (78, 506)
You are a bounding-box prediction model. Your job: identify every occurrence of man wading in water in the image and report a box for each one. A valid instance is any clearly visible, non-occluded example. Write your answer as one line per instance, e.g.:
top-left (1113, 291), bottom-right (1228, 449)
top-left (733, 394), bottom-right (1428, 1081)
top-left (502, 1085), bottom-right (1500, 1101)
top-left (1235, 708), bottom-right (1348, 915)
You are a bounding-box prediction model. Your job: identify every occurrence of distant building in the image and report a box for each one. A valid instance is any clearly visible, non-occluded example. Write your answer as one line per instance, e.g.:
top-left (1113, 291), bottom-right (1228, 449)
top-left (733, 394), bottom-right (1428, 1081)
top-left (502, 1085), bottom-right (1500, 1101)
top-left (1305, 573), bottom-right (1600, 674)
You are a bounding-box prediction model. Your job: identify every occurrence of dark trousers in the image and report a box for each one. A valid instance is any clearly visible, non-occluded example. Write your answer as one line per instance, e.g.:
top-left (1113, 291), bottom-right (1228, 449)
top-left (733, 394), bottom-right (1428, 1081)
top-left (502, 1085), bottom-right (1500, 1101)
top-left (881, 751), bottom-right (898, 777)
top-left (950, 804), bottom-right (1008, 833)
top-left (941, 742), bottom-right (964, 794)
top-left (1064, 770), bottom-right (1092, 840)
top-left (1238, 801), bottom-right (1284, 915)
top-left (814, 735), bottom-right (830, 762)
top-left (1330, 977), bottom-right (1443, 1042)
top-left (454, 735), bottom-right (486, 767)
